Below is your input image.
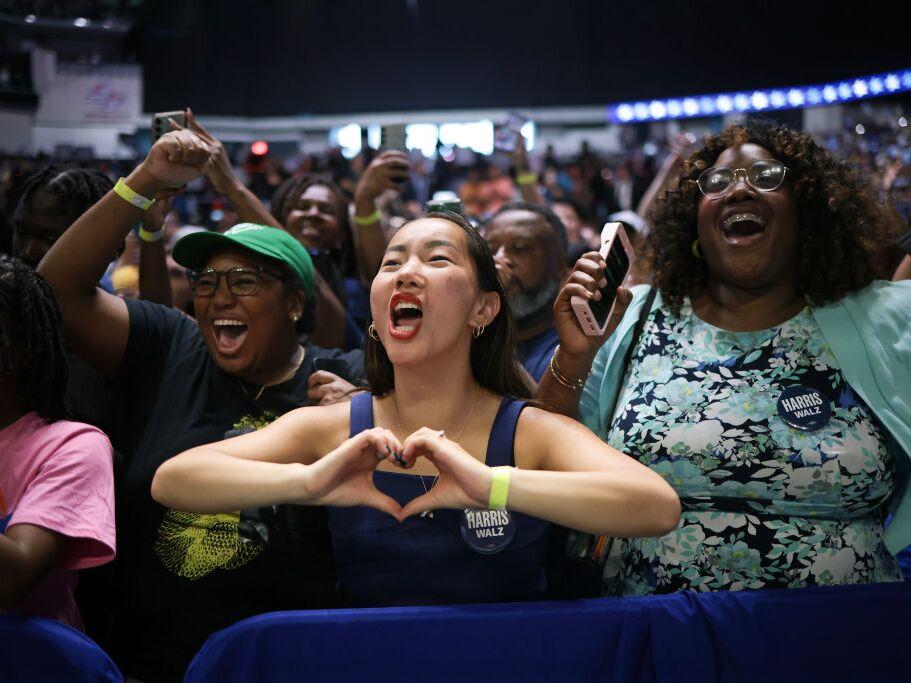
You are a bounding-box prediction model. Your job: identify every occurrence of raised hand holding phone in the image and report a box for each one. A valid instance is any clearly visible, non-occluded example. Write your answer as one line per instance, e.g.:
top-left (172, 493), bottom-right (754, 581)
top-left (553, 223), bottom-right (634, 359)
top-left (356, 151), bottom-right (410, 203)
top-left (181, 108), bottom-right (240, 195)
top-left (132, 129), bottom-right (212, 195)
top-left (152, 110), bottom-right (186, 142)
top-left (379, 124), bottom-right (407, 153)
top-left (571, 222), bottom-right (633, 336)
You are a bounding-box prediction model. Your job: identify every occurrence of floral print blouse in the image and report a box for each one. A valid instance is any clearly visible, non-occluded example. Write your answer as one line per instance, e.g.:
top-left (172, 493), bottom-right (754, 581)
top-left (605, 300), bottom-right (902, 594)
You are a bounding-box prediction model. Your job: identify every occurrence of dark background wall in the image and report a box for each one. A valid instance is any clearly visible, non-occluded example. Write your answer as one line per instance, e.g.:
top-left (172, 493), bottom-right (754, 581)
top-left (138, 0), bottom-right (909, 116)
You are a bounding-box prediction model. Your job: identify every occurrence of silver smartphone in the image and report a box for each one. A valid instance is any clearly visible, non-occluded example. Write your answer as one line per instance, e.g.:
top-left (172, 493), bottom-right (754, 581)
top-left (152, 110), bottom-right (186, 142)
top-left (379, 124), bottom-right (407, 152)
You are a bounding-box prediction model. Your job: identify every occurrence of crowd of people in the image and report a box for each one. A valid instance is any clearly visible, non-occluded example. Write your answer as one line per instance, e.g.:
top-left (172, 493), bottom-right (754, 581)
top-left (1, 106), bottom-right (910, 682)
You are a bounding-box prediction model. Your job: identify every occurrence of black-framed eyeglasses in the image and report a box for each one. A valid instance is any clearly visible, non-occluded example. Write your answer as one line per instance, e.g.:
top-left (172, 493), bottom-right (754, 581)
top-left (697, 160), bottom-right (788, 199)
top-left (188, 266), bottom-right (287, 297)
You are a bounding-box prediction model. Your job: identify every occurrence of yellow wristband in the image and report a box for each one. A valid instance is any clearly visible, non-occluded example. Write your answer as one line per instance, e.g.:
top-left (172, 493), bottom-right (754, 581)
top-left (488, 466), bottom-right (511, 510)
top-left (516, 172), bottom-right (538, 186)
top-left (114, 178), bottom-right (154, 210)
top-left (353, 209), bottom-right (381, 226)
top-left (138, 226), bottom-right (164, 243)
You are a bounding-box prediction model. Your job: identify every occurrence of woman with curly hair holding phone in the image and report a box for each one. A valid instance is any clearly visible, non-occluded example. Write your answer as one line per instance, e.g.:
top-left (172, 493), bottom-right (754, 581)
top-left (540, 121), bottom-right (911, 595)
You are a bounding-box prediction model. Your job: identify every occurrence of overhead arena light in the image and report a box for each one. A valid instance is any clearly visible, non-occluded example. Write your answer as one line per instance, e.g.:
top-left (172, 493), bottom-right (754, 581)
top-left (608, 68), bottom-right (911, 123)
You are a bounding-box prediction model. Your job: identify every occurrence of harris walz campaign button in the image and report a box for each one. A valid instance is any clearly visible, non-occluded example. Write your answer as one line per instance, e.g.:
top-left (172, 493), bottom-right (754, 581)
top-left (776, 385), bottom-right (831, 432)
top-left (459, 508), bottom-right (516, 554)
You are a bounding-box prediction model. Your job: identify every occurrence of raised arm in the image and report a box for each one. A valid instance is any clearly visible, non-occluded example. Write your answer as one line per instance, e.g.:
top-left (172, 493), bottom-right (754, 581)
top-left (636, 132), bottom-right (694, 223)
top-left (511, 134), bottom-right (546, 205)
top-left (352, 151), bottom-right (409, 278)
top-left (534, 250), bottom-right (631, 417)
top-left (185, 109), bottom-right (282, 228)
top-left (136, 194), bottom-right (174, 308)
top-left (37, 130), bottom-right (211, 378)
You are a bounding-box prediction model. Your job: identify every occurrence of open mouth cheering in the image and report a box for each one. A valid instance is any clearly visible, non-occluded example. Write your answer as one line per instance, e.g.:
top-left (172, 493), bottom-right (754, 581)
top-left (388, 292), bottom-right (424, 340)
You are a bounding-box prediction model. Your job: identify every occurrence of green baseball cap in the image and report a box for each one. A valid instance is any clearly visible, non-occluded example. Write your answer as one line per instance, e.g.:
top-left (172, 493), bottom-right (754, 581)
top-left (172, 223), bottom-right (315, 293)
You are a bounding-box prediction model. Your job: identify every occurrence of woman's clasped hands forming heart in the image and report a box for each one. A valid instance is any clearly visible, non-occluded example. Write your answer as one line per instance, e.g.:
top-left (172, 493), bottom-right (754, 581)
top-left (302, 427), bottom-right (495, 521)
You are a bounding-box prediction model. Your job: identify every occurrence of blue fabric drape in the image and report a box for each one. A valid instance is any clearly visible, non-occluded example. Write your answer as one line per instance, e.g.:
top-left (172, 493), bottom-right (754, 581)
top-left (186, 582), bottom-right (909, 683)
top-left (0, 614), bottom-right (122, 682)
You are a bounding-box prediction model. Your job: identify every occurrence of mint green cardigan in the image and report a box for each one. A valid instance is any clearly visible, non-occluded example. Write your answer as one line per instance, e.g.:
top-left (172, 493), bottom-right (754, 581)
top-left (578, 280), bottom-right (911, 554)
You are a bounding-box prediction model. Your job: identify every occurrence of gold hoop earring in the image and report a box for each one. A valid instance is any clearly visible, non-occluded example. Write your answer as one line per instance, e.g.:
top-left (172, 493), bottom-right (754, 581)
top-left (473, 324), bottom-right (486, 339)
top-left (368, 323), bottom-right (380, 341)
top-left (691, 239), bottom-right (703, 259)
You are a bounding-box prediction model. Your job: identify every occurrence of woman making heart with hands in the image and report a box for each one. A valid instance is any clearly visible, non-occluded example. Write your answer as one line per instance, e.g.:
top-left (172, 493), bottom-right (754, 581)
top-left (152, 212), bottom-right (680, 607)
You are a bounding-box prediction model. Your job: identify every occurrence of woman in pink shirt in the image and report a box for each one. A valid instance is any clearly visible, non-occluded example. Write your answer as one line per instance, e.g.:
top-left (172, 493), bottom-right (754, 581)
top-left (0, 257), bottom-right (116, 629)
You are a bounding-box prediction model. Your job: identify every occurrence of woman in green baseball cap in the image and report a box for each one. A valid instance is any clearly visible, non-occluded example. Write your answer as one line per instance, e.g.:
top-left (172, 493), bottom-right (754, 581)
top-left (37, 129), bottom-right (354, 681)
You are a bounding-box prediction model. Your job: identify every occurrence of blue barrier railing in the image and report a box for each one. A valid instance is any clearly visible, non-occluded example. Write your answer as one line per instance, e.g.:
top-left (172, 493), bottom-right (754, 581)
top-left (185, 582), bottom-right (910, 683)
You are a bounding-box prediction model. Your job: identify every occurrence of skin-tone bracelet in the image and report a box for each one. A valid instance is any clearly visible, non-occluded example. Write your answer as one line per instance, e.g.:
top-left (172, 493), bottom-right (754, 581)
top-left (548, 344), bottom-right (591, 390)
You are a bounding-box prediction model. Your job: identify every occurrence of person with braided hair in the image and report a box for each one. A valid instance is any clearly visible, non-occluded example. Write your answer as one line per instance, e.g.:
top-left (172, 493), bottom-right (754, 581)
top-left (11, 164), bottom-right (114, 270)
top-left (8, 165), bottom-right (126, 449)
top-left (0, 257), bottom-right (115, 628)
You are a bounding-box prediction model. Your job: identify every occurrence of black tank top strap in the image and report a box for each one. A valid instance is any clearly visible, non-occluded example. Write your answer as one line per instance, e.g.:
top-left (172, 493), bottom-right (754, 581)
top-left (348, 392), bottom-right (375, 438)
top-left (484, 397), bottom-right (528, 468)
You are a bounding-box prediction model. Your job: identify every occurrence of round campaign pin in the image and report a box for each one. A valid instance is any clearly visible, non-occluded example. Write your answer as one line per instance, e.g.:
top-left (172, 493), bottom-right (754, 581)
top-left (459, 508), bottom-right (516, 555)
top-left (776, 385), bottom-right (831, 431)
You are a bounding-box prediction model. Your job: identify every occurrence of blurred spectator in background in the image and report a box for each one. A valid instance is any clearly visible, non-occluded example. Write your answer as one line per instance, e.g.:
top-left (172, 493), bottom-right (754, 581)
top-left (10, 165), bottom-right (113, 271)
top-left (552, 197), bottom-right (599, 255)
top-left (486, 202), bottom-right (567, 382)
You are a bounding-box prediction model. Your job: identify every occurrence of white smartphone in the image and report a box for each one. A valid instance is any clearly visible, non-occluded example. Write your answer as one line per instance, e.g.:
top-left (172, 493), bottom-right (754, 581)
top-left (570, 222), bottom-right (632, 336)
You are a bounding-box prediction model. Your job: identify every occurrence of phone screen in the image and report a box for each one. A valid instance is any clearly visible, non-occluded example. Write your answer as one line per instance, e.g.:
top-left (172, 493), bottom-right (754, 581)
top-left (588, 237), bottom-right (630, 327)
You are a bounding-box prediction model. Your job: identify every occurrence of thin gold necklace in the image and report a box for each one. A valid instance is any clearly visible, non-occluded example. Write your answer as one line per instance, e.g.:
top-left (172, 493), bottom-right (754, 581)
top-left (392, 385), bottom-right (480, 518)
top-left (241, 345), bottom-right (306, 401)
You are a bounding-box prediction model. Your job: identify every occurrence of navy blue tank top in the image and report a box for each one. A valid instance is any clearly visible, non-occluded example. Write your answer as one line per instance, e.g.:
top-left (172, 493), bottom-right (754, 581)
top-left (328, 392), bottom-right (551, 607)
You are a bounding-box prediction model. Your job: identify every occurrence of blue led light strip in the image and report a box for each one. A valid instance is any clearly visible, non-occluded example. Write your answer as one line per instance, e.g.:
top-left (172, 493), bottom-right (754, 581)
top-left (607, 69), bottom-right (911, 123)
